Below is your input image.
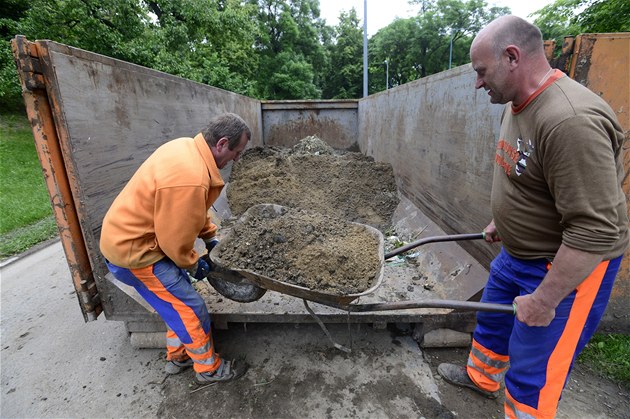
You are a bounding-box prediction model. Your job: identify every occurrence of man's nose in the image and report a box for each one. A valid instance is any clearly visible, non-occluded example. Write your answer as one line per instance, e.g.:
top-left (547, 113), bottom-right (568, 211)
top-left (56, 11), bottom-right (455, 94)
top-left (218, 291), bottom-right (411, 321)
top-left (475, 78), bottom-right (484, 89)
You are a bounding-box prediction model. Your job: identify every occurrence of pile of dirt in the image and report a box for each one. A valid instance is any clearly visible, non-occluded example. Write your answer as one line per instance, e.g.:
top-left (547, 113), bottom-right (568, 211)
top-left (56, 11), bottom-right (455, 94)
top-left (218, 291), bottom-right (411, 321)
top-left (214, 204), bottom-right (382, 295)
top-left (226, 136), bottom-right (399, 231)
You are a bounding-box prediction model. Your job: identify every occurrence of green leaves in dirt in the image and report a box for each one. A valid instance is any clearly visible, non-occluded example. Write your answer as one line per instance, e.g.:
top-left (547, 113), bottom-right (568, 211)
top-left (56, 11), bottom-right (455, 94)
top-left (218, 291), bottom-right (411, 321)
top-left (579, 333), bottom-right (630, 385)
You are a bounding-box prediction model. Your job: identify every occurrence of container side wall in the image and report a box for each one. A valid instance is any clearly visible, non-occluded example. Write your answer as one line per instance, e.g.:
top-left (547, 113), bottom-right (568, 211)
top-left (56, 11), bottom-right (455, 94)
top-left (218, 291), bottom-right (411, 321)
top-left (262, 101), bottom-right (359, 150)
top-left (40, 41), bottom-right (261, 321)
top-left (358, 65), bottom-right (503, 268)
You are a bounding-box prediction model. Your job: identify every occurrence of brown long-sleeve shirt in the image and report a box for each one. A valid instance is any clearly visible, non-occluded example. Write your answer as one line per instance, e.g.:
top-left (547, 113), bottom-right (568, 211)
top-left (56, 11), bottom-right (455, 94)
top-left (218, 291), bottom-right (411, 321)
top-left (491, 70), bottom-right (628, 260)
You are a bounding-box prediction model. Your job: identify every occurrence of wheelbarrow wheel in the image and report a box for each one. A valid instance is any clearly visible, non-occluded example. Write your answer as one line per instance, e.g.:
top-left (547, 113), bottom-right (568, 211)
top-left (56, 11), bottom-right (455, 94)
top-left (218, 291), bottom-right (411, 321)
top-left (206, 268), bottom-right (267, 303)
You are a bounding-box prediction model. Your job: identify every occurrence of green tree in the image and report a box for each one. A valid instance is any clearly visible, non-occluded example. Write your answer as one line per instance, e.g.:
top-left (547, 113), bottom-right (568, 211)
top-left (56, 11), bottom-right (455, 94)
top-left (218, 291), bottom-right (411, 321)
top-left (532, 0), bottom-right (586, 50)
top-left (143, 0), bottom-right (260, 96)
top-left (322, 8), bottom-right (363, 99)
top-left (367, 0), bottom-right (509, 93)
top-left (0, 0), bottom-right (32, 111)
top-left (19, 0), bottom-right (149, 61)
top-left (533, 0), bottom-right (630, 50)
top-left (576, 0), bottom-right (630, 32)
top-left (1, 0), bottom-right (261, 101)
top-left (248, 0), bottom-right (326, 99)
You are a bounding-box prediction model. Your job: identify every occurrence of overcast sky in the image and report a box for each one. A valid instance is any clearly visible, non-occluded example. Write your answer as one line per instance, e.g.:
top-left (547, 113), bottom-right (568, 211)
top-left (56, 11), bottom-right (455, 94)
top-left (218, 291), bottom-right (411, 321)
top-left (318, 0), bottom-right (555, 36)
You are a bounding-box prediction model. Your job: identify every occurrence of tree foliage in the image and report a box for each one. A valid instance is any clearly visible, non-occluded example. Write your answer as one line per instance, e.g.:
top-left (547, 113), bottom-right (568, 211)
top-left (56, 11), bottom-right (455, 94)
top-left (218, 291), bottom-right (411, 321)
top-left (0, 0), bottom-right (627, 110)
top-left (322, 8), bottom-right (363, 99)
top-left (247, 0), bottom-right (327, 99)
top-left (367, 0), bottom-right (509, 93)
top-left (532, 0), bottom-right (629, 53)
top-left (0, 0), bottom-right (32, 111)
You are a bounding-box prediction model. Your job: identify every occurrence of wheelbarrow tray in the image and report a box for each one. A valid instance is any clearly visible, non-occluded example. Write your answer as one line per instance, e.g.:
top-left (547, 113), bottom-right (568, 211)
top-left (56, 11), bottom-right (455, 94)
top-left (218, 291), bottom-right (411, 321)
top-left (210, 204), bottom-right (385, 306)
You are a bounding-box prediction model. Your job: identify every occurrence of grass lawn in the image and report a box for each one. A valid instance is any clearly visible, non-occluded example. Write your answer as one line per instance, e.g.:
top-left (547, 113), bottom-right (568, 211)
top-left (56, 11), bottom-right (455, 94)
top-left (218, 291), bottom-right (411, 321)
top-left (0, 112), bottom-right (58, 258)
top-left (579, 333), bottom-right (630, 385)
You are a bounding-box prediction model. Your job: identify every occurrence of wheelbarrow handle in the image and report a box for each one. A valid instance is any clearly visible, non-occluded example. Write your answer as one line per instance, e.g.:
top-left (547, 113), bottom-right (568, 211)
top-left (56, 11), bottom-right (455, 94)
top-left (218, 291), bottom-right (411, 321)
top-left (322, 299), bottom-right (516, 315)
top-left (384, 232), bottom-right (485, 260)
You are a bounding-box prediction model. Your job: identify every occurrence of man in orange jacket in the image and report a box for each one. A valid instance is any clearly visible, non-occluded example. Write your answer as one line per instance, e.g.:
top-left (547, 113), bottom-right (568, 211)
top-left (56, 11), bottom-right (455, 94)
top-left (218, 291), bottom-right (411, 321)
top-left (100, 112), bottom-right (250, 384)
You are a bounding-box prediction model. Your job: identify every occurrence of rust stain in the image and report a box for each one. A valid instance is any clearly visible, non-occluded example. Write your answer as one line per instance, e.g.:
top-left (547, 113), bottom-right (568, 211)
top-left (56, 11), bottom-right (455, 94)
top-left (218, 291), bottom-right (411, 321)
top-left (11, 37), bottom-right (101, 321)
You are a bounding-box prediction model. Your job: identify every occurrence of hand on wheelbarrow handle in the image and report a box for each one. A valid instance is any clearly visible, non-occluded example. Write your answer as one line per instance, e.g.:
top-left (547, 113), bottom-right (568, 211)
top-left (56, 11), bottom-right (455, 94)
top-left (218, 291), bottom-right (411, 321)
top-left (385, 233), bottom-right (485, 260)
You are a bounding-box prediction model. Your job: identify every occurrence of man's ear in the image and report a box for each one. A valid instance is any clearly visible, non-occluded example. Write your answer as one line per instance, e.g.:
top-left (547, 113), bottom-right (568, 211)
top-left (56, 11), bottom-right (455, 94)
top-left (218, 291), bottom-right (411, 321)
top-left (216, 137), bottom-right (229, 151)
top-left (505, 45), bottom-right (520, 68)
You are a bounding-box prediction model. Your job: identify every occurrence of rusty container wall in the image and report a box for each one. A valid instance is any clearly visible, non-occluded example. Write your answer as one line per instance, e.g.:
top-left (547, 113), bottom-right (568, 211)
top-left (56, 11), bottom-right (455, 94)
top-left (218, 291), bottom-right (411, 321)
top-left (261, 100), bottom-right (359, 149)
top-left (28, 40), bottom-right (262, 322)
top-left (569, 33), bottom-right (630, 330)
top-left (358, 64), bottom-right (502, 269)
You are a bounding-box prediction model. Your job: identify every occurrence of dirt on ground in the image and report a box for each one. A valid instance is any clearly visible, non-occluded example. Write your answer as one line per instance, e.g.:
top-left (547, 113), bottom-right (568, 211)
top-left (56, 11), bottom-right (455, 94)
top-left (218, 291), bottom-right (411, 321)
top-left (422, 345), bottom-right (630, 419)
top-left (153, 324), bottom-right (630, 419)
top-left (214, 204), bottom-right (382, 295)
top-left (226, 136), bottom-right (400, 232)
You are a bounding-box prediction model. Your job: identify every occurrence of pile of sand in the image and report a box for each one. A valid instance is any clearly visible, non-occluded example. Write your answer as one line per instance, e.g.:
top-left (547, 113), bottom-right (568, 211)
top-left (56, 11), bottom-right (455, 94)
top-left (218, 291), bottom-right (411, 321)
top-left (226, 136), bottom-right (399, 231)
top-left (219, 136), bottom-right (399, 294)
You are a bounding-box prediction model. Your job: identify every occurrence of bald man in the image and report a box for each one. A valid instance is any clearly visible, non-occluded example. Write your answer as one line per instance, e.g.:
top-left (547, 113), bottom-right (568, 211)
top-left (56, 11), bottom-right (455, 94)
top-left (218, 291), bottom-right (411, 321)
top-left (437, 16), bottom-right (628, 418)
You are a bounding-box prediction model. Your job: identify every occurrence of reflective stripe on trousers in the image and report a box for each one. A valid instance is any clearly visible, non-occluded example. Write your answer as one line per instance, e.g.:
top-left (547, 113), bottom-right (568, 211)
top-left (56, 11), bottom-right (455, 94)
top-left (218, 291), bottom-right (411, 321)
top-left (468, 248), bottom-right (621, 418)
top-left (106, 258), bottom-right (222, 373)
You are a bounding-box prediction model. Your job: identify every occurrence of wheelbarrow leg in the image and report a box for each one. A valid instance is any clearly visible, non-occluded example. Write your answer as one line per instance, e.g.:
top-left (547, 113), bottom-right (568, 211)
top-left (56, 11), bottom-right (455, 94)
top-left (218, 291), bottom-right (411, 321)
top-left (303, 300), bottom-right (352, 353)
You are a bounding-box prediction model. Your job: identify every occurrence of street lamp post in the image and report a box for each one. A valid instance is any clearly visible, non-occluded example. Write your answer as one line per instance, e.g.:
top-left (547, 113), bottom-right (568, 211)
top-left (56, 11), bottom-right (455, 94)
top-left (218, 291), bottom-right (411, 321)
top-left (449, 30), bottom-right (454, 69)
top-left (363, 0), bottom-right (368, 97)
top-left (384, 59), bottom-right (389, 90)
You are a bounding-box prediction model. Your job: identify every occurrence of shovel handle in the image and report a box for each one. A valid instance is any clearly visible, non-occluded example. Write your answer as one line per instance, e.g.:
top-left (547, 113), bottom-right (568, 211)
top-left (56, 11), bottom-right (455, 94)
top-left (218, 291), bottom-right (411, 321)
top-left (385, 233), bottom-right (485, 260)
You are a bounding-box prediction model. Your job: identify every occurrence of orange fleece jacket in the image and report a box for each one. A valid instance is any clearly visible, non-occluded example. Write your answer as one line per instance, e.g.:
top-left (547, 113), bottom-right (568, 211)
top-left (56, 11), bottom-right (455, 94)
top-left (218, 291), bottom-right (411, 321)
top-left (100, 133), bottom-right (223, 269)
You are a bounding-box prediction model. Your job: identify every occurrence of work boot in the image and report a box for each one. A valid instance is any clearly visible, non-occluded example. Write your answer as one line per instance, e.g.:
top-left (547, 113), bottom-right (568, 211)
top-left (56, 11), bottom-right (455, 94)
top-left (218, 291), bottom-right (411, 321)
top-left (437, 363), bottom-right (499, 399)
top-left (165, 358), bottom-right (194, 375)
top-left (195, 359), bottom-right (248, 384)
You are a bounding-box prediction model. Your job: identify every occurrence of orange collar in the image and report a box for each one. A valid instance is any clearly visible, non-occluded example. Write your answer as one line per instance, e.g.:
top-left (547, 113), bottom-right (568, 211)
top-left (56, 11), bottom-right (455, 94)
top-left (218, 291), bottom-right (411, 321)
top-left (512, 69), bottom-right (564, 114)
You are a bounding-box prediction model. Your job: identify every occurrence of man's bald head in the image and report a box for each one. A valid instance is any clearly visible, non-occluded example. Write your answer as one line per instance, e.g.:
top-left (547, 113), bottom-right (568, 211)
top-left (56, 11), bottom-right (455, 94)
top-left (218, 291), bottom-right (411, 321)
top-left (473, 15), bottom-right (544, 59)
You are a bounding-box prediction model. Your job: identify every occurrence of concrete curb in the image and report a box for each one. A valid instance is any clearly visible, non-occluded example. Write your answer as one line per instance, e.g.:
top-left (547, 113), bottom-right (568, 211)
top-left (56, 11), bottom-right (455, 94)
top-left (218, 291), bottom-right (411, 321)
top-left (0, 236), bottom-right (61, 268)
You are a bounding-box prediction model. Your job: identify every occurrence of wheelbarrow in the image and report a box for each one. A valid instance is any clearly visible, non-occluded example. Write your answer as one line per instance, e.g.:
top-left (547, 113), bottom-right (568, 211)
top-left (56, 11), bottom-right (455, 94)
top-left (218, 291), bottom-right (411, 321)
top-left (207, 204), bottom-right (515, 316)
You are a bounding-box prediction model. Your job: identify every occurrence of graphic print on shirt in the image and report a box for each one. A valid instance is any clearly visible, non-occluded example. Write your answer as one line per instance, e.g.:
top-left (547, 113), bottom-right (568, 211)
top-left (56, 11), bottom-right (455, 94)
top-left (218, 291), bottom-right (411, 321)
top-left (515, 138), bottom-right (534, 176)
top-left (495, 137), bottom-right (534, 177)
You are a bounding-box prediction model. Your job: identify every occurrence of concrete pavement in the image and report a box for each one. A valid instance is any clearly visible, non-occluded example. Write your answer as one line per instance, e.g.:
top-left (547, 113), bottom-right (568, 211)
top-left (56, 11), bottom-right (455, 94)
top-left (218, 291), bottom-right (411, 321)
top-left (1, 241), bottom-right (164, 418)
top-left (0, 241), bottom-right (449, 418)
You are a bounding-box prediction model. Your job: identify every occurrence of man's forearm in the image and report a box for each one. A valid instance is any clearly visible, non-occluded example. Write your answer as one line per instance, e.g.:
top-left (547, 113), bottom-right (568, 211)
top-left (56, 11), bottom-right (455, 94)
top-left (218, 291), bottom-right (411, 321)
top-left (532, 244), bottom-right (603, 309)
top-left (514, 244), bottom-right (603, 326)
